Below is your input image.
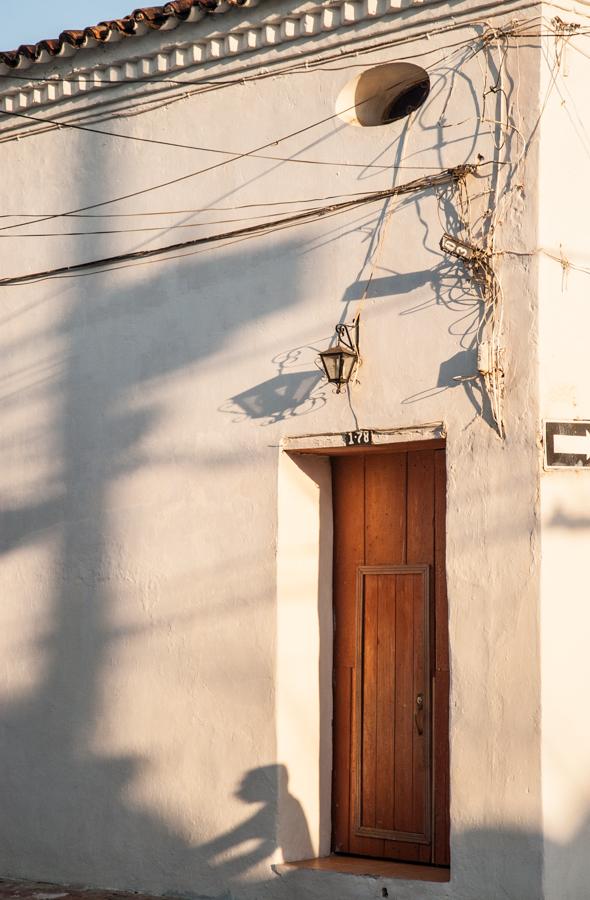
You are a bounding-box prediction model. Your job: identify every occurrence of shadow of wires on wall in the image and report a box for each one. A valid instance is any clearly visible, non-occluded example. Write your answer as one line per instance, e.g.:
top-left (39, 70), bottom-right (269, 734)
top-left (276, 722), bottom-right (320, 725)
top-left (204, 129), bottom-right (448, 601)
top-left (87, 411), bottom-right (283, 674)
top-left (334, 61), bottom-right (494, 426)
top-left (401, 348), bottom-right (480, 406)
top-left (342, 250), bottom-right (489, 422)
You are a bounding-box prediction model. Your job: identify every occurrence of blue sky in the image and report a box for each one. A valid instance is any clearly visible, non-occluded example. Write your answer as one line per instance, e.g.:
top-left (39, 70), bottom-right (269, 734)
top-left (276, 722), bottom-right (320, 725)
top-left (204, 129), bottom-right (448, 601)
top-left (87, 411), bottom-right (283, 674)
top-left (0, 1), bottom-right (137, 49)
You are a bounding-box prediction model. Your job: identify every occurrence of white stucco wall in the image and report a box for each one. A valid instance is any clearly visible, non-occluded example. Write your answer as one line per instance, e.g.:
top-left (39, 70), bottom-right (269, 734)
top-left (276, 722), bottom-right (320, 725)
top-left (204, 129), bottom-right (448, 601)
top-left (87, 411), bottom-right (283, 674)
top-left (537, 6), bottom-right (590, 898)
top-left (0, 0), bottom-right (555, 897)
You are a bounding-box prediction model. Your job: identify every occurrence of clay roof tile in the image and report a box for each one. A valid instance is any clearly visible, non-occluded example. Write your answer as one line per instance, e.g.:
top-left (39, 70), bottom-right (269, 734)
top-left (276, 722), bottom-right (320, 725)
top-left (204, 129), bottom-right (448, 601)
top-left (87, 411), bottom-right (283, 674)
top-left (0, 0), bottom-right (243, 68)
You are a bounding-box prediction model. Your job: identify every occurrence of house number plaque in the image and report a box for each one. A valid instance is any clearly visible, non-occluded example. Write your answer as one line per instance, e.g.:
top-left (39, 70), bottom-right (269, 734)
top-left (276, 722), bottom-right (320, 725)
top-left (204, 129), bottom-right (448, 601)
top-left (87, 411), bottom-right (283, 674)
top-left (343, 430), bottom-right (373, 446)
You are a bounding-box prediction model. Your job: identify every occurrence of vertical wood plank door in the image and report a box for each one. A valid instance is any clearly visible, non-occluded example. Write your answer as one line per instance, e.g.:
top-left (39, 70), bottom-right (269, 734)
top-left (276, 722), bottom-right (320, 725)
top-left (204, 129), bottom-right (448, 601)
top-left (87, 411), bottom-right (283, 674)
top-left (331, 448), bottom-right (450, 866)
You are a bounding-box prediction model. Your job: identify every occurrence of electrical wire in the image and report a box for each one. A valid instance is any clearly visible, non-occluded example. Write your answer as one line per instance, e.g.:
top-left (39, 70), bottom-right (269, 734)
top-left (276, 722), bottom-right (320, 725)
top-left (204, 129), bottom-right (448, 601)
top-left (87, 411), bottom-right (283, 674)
top-left (0, 13), bottom-right (576, 440)
top-left (0, 19), bottom-right (532, 239)
top-left (0, 18), bottom-right (544, 235)
top-left (0, 166), bottom-right (470, 286)
top-left (0, 35), bottom-right (480, 90)
top-left (0, 30), bottom-right (478, 156)
top-left (0, 42), bottom-right (472, 178)
top-left (0, 68), bottom-right (464, 235)
top-left (0, 18), bottom-right (498, 245)
top-left (0, 104), bottom-right (446, 172)
top-left (0, 21), bottom-right (520, 158)
top-left (0, 187), bottom-right (413, 218)
top-left (0, 13), bottom-right (547, 159)
top-left (0, 114), bottom-right (364, 232)
top-left (0, 32), bottom-right (483, 152)
top-left (456, 14), bottom-right (568, 436)
top-left (0, 18), bottom-right (512, 91)
top-left (0, 29), bottom-right (481, 130)
top-left (0, 200), bottom-right (383, 236)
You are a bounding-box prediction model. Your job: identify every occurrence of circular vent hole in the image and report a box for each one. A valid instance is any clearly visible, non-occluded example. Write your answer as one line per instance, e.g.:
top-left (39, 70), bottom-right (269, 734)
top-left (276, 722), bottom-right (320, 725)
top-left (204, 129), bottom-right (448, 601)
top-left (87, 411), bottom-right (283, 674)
top-left (336, 62), bottom-right (430, 127)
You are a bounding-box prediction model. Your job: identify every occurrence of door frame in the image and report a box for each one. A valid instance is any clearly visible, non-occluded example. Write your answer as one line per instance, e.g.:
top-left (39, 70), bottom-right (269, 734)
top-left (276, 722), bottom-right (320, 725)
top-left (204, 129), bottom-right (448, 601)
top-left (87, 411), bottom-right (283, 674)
top-left (278, 433), bottom-right (449, 866)
top-left (324, 439), bottom-right (449, 865)
top-left (290, 438), bottom-right (446, 457)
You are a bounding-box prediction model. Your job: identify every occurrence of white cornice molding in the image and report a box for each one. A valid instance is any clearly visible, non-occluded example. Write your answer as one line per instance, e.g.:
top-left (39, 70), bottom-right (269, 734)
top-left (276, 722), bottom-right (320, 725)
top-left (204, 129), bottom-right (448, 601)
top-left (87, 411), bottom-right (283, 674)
top-left (0, 0), bottom-right (559, 117)
top-left (0, 0), bottom-right (461, 115)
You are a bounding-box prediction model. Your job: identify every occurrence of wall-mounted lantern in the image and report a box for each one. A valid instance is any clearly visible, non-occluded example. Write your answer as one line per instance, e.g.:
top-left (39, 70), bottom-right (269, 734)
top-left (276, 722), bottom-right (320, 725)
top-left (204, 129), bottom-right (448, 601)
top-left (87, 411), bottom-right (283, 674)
top-left (318, 320), bottom-right (360, 393)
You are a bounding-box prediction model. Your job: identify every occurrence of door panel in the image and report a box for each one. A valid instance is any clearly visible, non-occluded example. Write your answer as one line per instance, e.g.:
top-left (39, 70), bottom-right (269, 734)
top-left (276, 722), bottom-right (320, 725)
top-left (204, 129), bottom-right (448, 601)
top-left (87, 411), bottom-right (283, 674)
top-left (356, 568), bottom-right (430, 844)
top-left (332, 664), bottom-right (353, 853)
top-left (331, 448), bottom-right (449, 865)
top-left (365, 452), bottom-right (406, 565)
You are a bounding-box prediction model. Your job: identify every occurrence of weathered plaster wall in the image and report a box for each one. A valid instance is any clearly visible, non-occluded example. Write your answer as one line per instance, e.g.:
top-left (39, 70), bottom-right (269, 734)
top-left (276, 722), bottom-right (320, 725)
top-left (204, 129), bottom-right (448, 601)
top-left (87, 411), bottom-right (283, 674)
top-left (538, 6), bottom-right (590, 898)
top-left (0, 1), bottom-right (546, 898)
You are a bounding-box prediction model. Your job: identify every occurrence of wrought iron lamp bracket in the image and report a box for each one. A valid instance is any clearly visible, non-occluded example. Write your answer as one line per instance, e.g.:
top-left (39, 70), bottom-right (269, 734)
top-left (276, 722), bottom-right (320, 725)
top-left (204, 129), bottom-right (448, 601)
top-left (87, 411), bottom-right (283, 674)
top-left (335, 319), bottom-right (360, 354)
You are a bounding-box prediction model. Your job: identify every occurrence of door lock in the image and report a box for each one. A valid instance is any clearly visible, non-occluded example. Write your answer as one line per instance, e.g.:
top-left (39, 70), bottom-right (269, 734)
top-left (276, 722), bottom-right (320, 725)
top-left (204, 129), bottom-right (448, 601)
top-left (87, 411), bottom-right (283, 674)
top-left (415, 693), bottom-right (424, 735)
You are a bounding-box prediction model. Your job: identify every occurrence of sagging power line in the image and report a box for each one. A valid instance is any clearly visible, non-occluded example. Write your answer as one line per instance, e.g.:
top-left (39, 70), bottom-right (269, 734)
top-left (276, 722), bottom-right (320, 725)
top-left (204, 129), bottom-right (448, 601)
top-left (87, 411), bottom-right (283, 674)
top-left (0, 166), bottom-right (472, 286)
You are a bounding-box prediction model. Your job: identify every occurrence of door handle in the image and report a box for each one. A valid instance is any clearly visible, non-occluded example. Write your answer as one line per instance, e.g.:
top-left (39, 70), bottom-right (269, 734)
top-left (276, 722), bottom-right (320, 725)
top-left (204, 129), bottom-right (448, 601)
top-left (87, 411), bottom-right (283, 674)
top-left (415, 692), bottom-right (424, 736)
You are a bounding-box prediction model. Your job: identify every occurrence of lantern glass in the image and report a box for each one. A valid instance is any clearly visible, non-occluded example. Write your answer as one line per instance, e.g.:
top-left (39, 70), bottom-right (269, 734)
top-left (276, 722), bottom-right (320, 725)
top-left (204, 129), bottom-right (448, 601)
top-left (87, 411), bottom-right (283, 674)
top-left (319, 343), bottom-right (358, 390)
top-left (339, 348), bottom-right (358, 383)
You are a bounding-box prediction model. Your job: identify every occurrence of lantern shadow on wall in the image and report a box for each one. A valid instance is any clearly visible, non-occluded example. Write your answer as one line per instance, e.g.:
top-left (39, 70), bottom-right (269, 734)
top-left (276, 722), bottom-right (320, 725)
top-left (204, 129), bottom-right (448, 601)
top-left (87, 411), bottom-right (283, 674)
top-left (220, 348), bottom-right (326, 425)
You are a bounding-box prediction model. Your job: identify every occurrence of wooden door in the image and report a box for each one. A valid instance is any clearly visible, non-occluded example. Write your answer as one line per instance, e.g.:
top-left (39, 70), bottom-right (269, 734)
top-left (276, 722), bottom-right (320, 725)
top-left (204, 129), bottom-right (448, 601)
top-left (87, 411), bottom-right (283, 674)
top-left (331, 447), bottom-right (449, 865)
